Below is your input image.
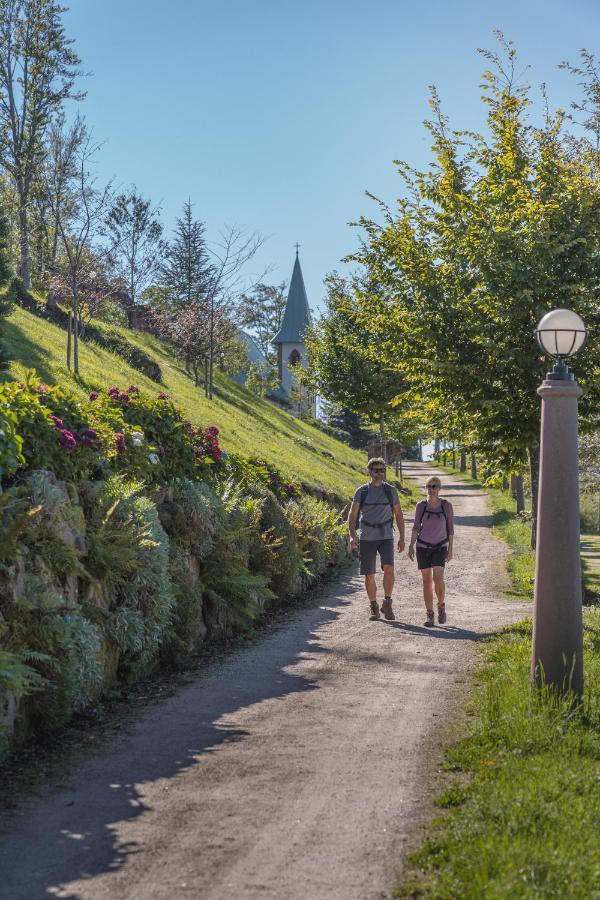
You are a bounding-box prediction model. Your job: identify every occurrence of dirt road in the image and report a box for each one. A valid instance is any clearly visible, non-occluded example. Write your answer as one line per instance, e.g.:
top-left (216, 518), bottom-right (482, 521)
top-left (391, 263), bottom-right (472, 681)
top-left (0, 463), bottom-right (529, 900)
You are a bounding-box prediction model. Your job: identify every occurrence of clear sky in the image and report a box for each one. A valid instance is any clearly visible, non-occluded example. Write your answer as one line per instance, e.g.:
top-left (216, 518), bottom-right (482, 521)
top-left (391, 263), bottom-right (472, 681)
top-left (63, 0), bottom-right (599, 312)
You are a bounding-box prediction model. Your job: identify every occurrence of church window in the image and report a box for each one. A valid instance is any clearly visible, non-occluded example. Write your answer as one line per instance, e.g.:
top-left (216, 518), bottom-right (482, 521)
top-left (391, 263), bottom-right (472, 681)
top-left (289, 349), bottom-right (301, 366)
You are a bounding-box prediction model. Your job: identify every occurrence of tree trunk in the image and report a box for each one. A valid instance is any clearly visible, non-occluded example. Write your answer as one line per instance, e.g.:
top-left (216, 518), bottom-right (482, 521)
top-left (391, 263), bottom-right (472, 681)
top-left (470, 451), bottom-right (477, 480)
top-left (502, 475), bottom-right (509, 491)
top-left (513, 474), bottom-right (525, 514)
top-left (67, 312), bottom-right (72, 370)
top-left (72, 292), bottom-right (79, 375)
top-left (452, 448), bottom-right (456, 469)
top-left (434, 437), bottom-right (440, 459)
top-left (460, 448), bottom-right (467, 472)
top-left (204, 357), bottom-right (209, 398)
top-left (418, 438), bottom-right (423, 462)
top-left (529, 444), bottom-right (540, 550)
top-left (379, 416), bottom-right (386, 463)
top-left (18, 196), bottom-right (31, 290)
top-left (398, 453), bottom-right (403, 484)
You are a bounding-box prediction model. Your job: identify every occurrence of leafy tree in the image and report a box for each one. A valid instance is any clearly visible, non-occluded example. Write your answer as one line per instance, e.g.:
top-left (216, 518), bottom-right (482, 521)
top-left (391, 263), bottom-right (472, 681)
top-left (159, 199), bottom-right (212, 310)
top-left (245, 362), bottom-right (279, 398)
top-left (236, 281), bottom-right (287, 364)
top-left (352, 36), bottom-right (600, 544)
top-left (302, 272), bottom-right (407, 460)
top-left (321, 400), bottom-right (375, 449)
top-left (0, 0), bottom-right (83, 289)
top-left (106, 189), bottom-right (163, 327)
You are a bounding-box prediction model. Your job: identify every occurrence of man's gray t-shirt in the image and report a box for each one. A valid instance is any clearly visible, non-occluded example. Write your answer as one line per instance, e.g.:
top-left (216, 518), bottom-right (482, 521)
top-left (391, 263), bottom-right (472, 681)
top-left (353, 483), bottom-right (399, 541)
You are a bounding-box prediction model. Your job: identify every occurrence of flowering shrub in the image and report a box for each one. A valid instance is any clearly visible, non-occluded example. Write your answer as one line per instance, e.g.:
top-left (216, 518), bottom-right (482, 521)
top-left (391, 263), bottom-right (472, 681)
top-left (0, 374), bottom-right (227, 486)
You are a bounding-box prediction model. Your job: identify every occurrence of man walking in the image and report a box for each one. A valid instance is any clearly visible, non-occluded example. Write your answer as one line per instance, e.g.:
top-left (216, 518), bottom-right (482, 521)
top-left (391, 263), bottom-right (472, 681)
top-left (348, 457), bottom-right (405, 620)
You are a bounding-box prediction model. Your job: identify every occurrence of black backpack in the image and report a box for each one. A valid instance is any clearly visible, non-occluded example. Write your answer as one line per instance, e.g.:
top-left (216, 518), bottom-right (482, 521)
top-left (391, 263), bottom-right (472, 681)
top-left (417, 499), bottom-right (449, 547)
top-left (356, 482), bottom-right (395, 531)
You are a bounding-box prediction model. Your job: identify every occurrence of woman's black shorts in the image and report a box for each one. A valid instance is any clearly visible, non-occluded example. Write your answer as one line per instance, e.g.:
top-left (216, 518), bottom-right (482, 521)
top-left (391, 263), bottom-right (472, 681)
top-left (416, 545), bottom-right (447, 570)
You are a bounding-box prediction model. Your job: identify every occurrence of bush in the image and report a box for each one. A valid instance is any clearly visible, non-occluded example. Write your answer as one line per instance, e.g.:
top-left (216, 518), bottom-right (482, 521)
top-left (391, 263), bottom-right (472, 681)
top-left (285, 495), bottom-right (348, 585)
top-left (247, 483), bottom-right (304, 598)
top-left (83, 478), bottom-right (174, 680)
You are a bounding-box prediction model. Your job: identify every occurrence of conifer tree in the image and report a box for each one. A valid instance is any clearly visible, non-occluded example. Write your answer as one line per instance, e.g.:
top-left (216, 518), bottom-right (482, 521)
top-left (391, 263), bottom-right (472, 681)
top-left (159, 199), bottom-right (212, 309)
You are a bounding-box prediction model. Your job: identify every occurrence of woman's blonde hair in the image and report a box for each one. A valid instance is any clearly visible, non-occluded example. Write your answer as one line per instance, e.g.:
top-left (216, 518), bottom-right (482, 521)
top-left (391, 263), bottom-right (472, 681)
top-left (426, 476), bottom-right (442, 488)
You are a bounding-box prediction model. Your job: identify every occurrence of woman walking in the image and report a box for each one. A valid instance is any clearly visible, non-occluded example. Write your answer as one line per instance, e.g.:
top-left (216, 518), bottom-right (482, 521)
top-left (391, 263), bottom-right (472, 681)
top-left (408, 475), bottom-right (454, 627)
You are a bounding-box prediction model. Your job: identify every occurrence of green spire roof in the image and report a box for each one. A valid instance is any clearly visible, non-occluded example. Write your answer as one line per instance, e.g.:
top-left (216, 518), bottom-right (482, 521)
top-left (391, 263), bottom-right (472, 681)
top-left (272, 252), bottom-right (311, 344)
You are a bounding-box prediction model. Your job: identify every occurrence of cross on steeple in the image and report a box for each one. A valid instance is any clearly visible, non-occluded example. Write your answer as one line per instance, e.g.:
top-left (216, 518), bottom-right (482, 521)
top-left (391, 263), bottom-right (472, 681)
top-left (294, 242), bottom-right (300, 257)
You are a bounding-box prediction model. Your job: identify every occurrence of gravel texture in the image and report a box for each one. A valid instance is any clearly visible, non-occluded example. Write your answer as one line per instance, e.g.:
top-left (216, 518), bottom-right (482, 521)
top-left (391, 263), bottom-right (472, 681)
top-left (0, 463), bottom-right (530, 900)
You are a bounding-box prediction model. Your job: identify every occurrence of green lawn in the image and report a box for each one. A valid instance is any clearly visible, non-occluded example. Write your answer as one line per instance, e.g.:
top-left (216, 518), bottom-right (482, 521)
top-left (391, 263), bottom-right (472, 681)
top-left (4, 304), bottom-right (374, 502)
top-left (397, 614), bottom-right (600, 899)
top-left (397, 465), bottom-right (600, 897)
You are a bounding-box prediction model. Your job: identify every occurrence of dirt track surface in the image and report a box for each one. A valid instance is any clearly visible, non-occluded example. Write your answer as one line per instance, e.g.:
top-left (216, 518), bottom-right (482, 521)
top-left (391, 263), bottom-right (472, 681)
top-left (0, 463), bottom-right (530, 900)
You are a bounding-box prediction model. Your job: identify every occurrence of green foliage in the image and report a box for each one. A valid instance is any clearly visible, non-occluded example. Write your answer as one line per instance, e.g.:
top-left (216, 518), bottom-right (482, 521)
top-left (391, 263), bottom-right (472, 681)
top-left (246, 483), bottom-right (304, 598)
top-left (202, 481), bottom-right (274, 631)
top-left (351, 38), bottom-right (600, 473)
top-left (84, 478), bottom-right (174, 679)
top-left (284, 495), bottom-right (347, 585)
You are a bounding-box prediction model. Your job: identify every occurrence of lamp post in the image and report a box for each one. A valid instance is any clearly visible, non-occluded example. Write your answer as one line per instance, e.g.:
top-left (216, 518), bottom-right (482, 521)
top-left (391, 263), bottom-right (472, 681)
top-left (531, 308), bottom-right (588, 698)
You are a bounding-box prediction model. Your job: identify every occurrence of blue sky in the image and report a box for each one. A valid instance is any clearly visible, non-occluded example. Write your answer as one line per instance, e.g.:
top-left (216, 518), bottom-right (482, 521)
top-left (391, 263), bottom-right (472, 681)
top-left (63, 0), bottom-right (598, 312)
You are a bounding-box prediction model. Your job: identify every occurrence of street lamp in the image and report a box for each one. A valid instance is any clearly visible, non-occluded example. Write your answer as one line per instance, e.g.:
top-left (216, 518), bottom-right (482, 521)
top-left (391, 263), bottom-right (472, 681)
top-left (531, 308), bottom-right (588, 698)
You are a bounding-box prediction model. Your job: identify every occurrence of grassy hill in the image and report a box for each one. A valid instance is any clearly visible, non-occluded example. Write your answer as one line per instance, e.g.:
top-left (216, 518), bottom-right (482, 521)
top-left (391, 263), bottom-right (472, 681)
top-left (4, 303), bottom-right (372, 501)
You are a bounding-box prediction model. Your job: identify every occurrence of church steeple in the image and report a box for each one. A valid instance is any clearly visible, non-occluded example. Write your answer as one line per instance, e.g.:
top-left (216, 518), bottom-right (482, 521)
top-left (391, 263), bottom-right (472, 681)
top-left (272, 251), bottom-right (311, 345)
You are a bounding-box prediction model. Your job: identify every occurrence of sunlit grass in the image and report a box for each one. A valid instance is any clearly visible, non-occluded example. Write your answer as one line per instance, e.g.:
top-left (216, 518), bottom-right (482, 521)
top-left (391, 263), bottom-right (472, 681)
top-left (4, 304), bottom-right (377, 502)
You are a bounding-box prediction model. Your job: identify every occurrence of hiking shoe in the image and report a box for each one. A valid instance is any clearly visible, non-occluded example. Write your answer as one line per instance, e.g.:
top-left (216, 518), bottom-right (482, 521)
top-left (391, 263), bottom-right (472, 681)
top-left (381, 598), bottom-right (395, 620)
top-left (438, 605), bottom-right (447, 624)
top-left (424, 610), bottom-right (435, 628)
top-left (369, 601), bottom-right (380, 621)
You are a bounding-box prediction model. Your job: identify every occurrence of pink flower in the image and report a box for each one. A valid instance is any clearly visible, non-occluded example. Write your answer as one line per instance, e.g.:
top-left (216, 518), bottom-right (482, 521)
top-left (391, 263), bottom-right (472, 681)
top-left (89, 391), bottom-right (99, 401)
top-left (17, 381), bottom-right (26, 390)
top-left (108, 386), bottom-right (120, 397)
top-left (157, 392), bottom-right (169, 401)
top-left (49, 415), bottom-right (64, 429)
top-left (127, 385), bottom-right (140, 394)
top-left (205, 426), bottom-right (219, 437)
top-left (114, 432), bottom-right (126, 454)
top-left (59, 429), bottom-right (77, 452)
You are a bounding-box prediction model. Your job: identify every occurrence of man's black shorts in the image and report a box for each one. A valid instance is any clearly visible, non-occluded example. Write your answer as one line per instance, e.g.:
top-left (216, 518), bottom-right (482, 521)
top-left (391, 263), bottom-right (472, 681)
top-left (416, 545), bottom-right (448, 570)
top-left (359, 538), bottom-right (395, 575)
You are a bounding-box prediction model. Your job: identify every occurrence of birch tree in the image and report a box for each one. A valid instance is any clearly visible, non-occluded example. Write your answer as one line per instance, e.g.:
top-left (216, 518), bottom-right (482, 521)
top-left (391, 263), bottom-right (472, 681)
top-left (0, 0), bottom-right (82, 288)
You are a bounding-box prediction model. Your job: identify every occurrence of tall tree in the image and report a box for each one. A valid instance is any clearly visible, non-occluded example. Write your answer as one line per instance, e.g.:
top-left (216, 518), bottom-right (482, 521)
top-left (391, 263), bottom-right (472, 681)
top-left (352, 36), bottom-right (600, 544)
top-left (106, 189), bottom-right (163, 327)
top-left (302, 273), bottom-right (407, 460)
top-left (236, 281), bottom-right (287, 363)
top-left (203, 225), bottom-right (263, 400)
top-left (55, 134), bottom-right (113, 374)
top-left (159, 198), bottom-right (212, 309)
top-left (0, 0), bottom-right (83, 289)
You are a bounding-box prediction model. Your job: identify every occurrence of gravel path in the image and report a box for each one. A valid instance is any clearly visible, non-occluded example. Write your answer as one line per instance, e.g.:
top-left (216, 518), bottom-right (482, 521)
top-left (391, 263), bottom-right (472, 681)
top-left (0, 462), bottom-right (530, 900)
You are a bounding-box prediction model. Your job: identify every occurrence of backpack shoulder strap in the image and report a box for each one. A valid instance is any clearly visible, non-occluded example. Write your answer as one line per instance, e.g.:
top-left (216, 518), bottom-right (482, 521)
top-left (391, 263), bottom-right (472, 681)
top-left (383, 482), bottom-right (395, 510)
top-left (357, 484), bottom-right (369, 515)
top-left (417, 499), bottom-right (428, 530)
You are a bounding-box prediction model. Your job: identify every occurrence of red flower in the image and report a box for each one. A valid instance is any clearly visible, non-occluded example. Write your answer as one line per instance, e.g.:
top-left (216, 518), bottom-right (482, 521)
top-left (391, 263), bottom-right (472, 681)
top-left (49, 415), bottom-right (64, 429)
top-left (157, 392), bottom-right (169, 401)
top-left (115, 432), bottom-right (126, 454)
top-left (127, 385), bottom-right (140, 394)
top-left (59, 429), bottom-right (77, 452)
top-left (89, 391), bottom-right (99, 401)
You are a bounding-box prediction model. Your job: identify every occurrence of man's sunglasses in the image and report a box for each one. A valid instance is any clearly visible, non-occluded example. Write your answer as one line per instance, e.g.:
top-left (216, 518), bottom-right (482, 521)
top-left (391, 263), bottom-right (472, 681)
top-left (370, 467), bottom-right (386, 474)
top-left (426, 484), bottom-right (440, 489)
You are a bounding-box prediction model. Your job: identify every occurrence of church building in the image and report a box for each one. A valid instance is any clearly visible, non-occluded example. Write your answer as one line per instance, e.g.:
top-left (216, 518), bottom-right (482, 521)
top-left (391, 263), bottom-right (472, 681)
top-left (272, 248), bottom-right (314, 413)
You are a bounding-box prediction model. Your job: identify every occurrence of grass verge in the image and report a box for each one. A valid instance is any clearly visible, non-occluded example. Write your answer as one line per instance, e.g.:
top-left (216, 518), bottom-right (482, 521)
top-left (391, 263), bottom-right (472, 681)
top-left (398, 465), bottom-right (600, 897)
top-left (396, 613), bottom-right (600, 899)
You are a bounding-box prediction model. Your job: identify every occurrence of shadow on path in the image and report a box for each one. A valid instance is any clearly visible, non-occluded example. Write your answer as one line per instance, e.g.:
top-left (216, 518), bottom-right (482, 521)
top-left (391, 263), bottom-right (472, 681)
top-left (0, 588), bottom-right (353, 900)
top-left (379, 621), bottom-right (490, 641)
